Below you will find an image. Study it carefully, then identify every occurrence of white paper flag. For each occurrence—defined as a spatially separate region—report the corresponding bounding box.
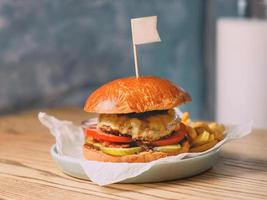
[131,16,161,45]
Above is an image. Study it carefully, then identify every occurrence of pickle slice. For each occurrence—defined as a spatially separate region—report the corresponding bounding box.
[85,137,142,156]
[85,138,102,149]
[153,144,181,153]
[101,146,142,156]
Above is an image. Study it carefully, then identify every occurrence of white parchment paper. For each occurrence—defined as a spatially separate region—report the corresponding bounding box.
[38,112,252,186]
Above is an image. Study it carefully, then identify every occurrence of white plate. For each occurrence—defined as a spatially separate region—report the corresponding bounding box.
[50,144,220,183]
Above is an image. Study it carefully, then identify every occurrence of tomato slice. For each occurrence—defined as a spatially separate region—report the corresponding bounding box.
[151,130,186,146]
[85,128,133,143]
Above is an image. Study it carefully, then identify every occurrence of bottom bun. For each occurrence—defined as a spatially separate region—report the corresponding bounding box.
[83,141,190,163]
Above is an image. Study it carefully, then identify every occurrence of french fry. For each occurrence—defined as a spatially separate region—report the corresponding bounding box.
[192,122,213,134]
[178,141,190,154]
[195,127,206,135]
[208,122,225,133]
[189,140,218,152]
[181,112,190,125]
[208,122,218,131]
[208,122,225,141]
[212,133,224,141]
[192,131,210,146]
[208,133,215,142]
[185,126,197,140]
[179,112,225,152]
[218,124,225,133]
[192,121,207,128]
[216,132,225,141]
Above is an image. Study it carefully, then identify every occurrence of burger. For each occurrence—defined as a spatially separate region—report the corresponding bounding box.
[83,76,192,163]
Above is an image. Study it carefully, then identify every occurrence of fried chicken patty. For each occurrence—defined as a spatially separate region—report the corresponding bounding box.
[97,109,180,141]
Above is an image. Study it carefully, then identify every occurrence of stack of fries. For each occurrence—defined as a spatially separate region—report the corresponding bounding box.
[181,112,225,152]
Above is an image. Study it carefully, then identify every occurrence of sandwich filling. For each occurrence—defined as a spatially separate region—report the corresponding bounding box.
[84,109,189,156]
[98,109,178,141]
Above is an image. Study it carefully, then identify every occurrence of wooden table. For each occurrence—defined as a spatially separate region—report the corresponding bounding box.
[0,107,266,200]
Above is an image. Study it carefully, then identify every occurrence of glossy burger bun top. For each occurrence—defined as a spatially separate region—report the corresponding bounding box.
[84,76,191,114]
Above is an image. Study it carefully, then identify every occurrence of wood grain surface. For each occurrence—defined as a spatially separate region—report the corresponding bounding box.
[0,107,266,200]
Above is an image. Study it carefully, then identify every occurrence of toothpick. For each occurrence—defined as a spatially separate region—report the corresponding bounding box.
[132,44,139,78]
[131,21,139,78]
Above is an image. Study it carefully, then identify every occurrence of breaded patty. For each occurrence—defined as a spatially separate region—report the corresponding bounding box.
[97,109,180,141]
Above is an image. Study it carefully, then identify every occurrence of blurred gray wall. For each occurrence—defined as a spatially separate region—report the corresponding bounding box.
[0,0,238,119]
